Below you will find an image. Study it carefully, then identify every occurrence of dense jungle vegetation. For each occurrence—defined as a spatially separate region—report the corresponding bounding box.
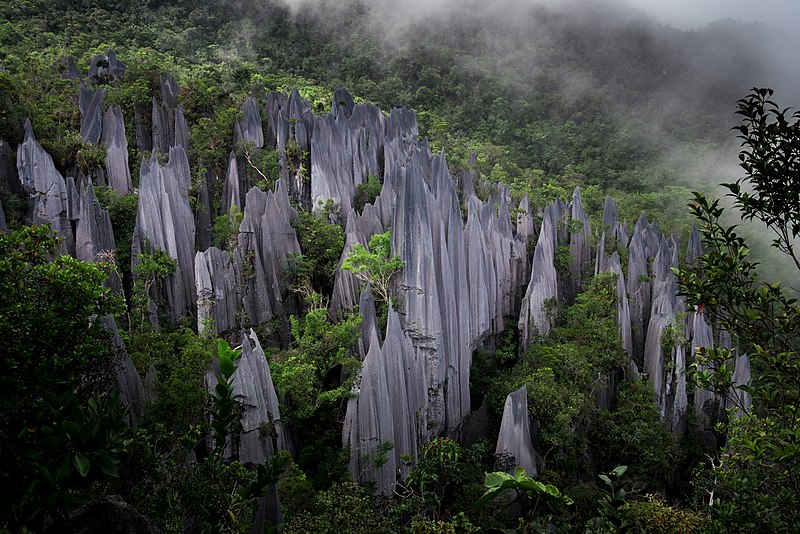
[1,0,799,532]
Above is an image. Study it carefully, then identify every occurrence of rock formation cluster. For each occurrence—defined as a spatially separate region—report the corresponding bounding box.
[2,58,751,501]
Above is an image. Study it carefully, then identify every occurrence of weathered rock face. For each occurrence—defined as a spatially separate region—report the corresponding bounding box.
[568,187,592,300]
[101,105,132,194]
[606,252,634,361]
[88,49,125,85]
[343,306,427,495]
[194,173,213,252]
[101,316,146,427]
[231,329,292,464]
[627,213,660,365]
[151,97,173,154]
[265,89,314,209]
[222,151,241,214]
[16,119,73,254]
[518,200,562,350]
[131,147,196,321]
[235,97,264,148]
[356,285,380,359]
[643,236,687,431]
[79,85,106,146]
[75,178,120,295]
[174,106,190,154]
[495,385,538,477]
[53,55,82,80]
[330,205,384,315]
[234,181,301,330]
[690,310,718,427]
[195,247,238,336]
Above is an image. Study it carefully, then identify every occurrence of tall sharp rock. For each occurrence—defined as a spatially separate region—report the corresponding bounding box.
[343,306,426,495]
[101,316,146,427]
[495,385,538,477]
[79,84,106,146]
[231,329,292,464]
[518,200,562,350]
[100,105,132,194]
[131,146,196,321]
[233,181,301,330]
[16,120,73,254]
[265,89,314,209]
[235,96,264,148]
[690,309,718,427]
[643,235,687,431]
[627,213,660,365]
[568,187,592,300]
[195,247,238,336]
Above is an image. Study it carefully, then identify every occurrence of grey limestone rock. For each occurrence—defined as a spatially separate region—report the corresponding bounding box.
[88,49,125,84]
[516,194,536,243]
[691,310,717,427]
[0,197,6,230]
[79,85,106,146]
[518,201,561,350]
[66,176,80,222]
[75,179,120,295]
[344,306,426,494]
[343,331,397,495]
[330,205,384,314]
[101,105,132,194]
[234,181,301,329]
[568,187,592,300]
[627,213,660,363]
[265,89,314,208]
[194,174,213,252]
[17,119,73,254]
[101,316,146,427]
[195,247,238,336]
[54,55,82,80]
[495,385,538,477]
[357,284,380,359]
[160,74,179,110]
[174,105,190,154]
[607,251,634,360]
[236,97,264,148]
[642,236,687,431]
[222,151,241,214]
[232,329,292,464]
[151,97,173,154]
[332,87,355,118]
[687,224,703,262]
[730,353,752,417]
[131,147,196,321]
[134,101,152,152]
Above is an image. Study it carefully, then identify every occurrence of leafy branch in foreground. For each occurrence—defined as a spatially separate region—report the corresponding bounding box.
[211,339,242,456]
[730,87,800,270]
[475,466,572,515]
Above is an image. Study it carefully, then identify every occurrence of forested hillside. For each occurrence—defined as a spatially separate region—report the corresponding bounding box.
[1,1,799,532]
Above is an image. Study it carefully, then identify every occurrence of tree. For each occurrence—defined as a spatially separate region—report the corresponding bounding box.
[675,88,800,530]
[341,228,405,304]
[0,226,130,530]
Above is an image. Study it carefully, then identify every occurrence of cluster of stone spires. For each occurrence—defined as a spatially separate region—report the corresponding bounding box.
[1,50,752,498]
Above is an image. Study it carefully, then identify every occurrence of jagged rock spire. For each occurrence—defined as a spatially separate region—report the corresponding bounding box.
[16,119,73,254]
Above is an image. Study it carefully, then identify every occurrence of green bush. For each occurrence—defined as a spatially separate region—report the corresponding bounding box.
[286,482,392,534]
[623,495,709,534]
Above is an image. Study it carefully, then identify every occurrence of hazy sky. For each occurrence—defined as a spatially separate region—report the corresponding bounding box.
[629,0,800,31]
